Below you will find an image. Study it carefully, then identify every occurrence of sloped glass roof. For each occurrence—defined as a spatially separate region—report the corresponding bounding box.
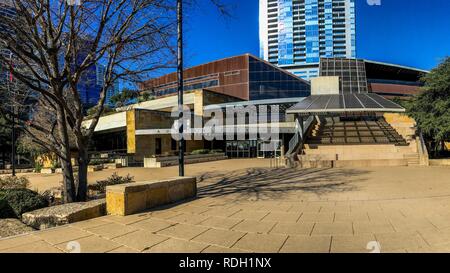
[286,93,405,115]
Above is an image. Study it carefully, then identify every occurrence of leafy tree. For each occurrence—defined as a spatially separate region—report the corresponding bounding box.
[110,89,139,108]
[139,92,154,103]
[406,57,450,157]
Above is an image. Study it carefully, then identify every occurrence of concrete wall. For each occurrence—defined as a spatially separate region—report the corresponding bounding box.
[124,90,239,159]
[127,109,175,159]
[311,76,340,95]
[304,144,408,160]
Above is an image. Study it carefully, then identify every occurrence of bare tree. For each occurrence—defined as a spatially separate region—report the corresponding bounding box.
[0,0,175,202]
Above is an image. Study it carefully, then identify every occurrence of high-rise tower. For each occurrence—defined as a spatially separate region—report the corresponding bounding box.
[260,0,356,80]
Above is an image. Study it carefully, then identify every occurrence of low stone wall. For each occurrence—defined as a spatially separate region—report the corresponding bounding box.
[297,158,408,169]
[144,153,227,168]
[106,177,197,216]
[22,199,106,230]
[103,163,122,169]
[333,159,408,168]
[429,159,450,166]
[88,165,103,172]
[0,168,34,175]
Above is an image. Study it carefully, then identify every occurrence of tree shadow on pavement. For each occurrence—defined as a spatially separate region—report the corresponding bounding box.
[197,167,370,201]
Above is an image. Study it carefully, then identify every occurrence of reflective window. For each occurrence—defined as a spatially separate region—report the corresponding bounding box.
[249,56,310,100]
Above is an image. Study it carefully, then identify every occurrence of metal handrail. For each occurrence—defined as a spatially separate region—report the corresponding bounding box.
[417,130,429,166]
[285,116,315,167]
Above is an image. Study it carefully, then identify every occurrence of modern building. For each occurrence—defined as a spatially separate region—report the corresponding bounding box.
[87,54,311,161]
[259,0,356,79]
[96,64,121,107]
[285,57,429,168]
[85,55,429,168]
[319,57,427,99]
[72,40,121,109]
[140,54,311,101]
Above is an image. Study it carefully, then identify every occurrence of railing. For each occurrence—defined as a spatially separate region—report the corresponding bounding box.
[417,131,430,166]
[285,115,315,167]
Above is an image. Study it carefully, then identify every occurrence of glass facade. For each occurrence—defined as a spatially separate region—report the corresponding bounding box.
[153,79,219,97]
[320,58,368,94]
[305,0,320,64]
[260,0,357,80]
[277,0,294,65]
[249,56,310,100]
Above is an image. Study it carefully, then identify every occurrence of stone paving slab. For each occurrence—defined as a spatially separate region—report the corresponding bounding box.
[279,235,331,253]
[192,228,245,248]
[112,230,169,251]
[129,218,176,233]
[270,222,315,236]
[144,238,208,253]
[198,216,243,230]
[156,223,209,240]
[86,222,139,239]
[232,220,277,234]
[1,240,62,253]
[232,233,287,253]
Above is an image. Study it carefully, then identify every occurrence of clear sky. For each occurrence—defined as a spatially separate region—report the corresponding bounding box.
[183,0,450,71]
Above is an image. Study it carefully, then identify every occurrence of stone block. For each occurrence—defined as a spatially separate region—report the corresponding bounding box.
[40,168,54,174]
[104,163,122,169]
[106,177,197,216]
[88,165,103,172]
[22,199,106,230]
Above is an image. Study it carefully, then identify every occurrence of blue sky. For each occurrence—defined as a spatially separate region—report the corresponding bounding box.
[183,0,450,71]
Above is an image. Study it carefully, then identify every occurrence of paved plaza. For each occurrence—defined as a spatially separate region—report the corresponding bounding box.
[2,159,450,253]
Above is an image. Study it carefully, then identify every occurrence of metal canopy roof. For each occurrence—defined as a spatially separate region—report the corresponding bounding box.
[286,93,405,115]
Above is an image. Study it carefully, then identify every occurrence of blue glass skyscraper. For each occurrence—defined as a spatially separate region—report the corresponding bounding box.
[260,0,356,80]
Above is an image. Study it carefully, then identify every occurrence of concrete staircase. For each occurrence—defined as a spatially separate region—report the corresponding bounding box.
[404,153,420,166]
[298,115,423,168]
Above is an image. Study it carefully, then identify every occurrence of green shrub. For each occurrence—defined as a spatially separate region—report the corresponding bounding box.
[0,176,30,190]
[88,173,134,194]
[191,149,211,155]
[34,162,43,173]
[89,158,105,166]
[51,160,61,169]
[0,189,48,219]
[211,149,224,154]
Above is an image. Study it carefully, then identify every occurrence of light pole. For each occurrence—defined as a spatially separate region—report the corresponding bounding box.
[177,0,185,177]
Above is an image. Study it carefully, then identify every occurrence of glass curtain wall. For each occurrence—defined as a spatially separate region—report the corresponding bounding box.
[248,56,310,100]
[277,0,294,65]
[305,0,320,64]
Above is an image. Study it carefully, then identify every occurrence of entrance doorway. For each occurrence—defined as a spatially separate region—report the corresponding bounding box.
[226,140,257,158]
[257,140,282,158]
[155,138,162,155]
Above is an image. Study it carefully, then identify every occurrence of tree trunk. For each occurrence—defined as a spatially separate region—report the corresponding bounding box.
[76,146,89,202]
[56,105,76,203]
[60,156,76,203]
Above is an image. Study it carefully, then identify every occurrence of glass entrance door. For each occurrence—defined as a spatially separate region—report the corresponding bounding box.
[226,140,257,158]
[257,140,282,158]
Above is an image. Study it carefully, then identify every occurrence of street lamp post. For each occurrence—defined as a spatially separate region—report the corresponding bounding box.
[177,0,185,177]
